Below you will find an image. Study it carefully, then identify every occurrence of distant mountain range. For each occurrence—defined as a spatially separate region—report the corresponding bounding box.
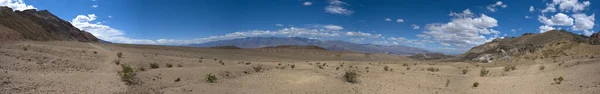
[189,37,430,55]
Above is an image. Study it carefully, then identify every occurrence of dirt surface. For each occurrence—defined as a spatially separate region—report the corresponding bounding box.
[1,41,600,94]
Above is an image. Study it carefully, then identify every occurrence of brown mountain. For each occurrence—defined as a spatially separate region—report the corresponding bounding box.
[590,32,600,45]
[462,30,599,63]
[0,6,98,42]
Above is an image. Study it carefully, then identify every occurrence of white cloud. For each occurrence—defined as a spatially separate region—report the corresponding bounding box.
[537,13,574,26]
[539,25,556,33]
[529,6,535,12]
[420,9,500,49]
[583,30,595,36]
[303,2,312,6]
[0,0,36,11]
[92,5,98,8]
[324,0,353,15]
[71,14,158,44]
[411,24,420,29]
[486,1,507,12]
[275,24,283,27]
[510,29,516,32]
[396,19,404,23]
[571,13,595,31]
[322,24,344,30]
[385,18,392,21]
[108,15,112,18]
[525,16,532,19]
[542,0,591,13]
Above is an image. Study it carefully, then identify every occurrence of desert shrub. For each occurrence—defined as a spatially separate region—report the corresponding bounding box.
[344,70,359,83]
[166,63,173,68]
[22,47,28,51]
[427,67,439,72]
[252,64,263,72]
[174,78,180,82]
[504,65,516,72]
[462,69,468,75]
[480,68,489,77]
[177,64,183,67]
[214,58,217,61]
[205,73,217,83]
[472,82,479,87]
[150,63,159,69]
[291,65,295,69]
[553,76,564,84]
[402,63,408,66]
[539,65,545,70]
[406,67,410,70]
[199,60,202,63]
[278,63,282,66]
[245,62,251,65]
[138,67,146,71]
[318,65,324,69]
[445,79,451,87]
[117,52,123,58]
[114,59,121,65]
[384,66,390,71]
[93,51,97,54]
[118,65,137,85]
[336,67,340,70]
[365,66,369,69]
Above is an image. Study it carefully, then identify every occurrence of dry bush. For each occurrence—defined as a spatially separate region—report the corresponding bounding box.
[138,67,146,71]
[427,67,439,72]
[22,47,28,51]
[472,82,479,87]
[462,69,468,75]
[504,65,516,72]
[177,64,183,67]
[402,63,408,66]
[384,66,390,71]
[118,65,137,85]
[539,65,545,70]
[336,67,340,70]
[166,63,173,68]
[174,78,181,82]
[93,51,97,54]
[150,63,159,69]
[113,59,121,65]
[252,64,263,72]
[344,70,359,83]
[117,52,123,58]
[553,76,564,84]
[480,68,489,77]
[406,67,410,70]
[205,73,217,83]
[445,79,451,87]
[291,65,295,69]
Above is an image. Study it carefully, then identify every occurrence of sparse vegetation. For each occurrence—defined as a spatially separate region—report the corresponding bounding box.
[336,67,340,70]
[384,66,390,71]
[402,63,408,66]
[553,76,564,84]
[445,79,450,87]
[245,62,251,65]
[539,65,545,70]
[480,68,489,77]
[118,65,137,85]
[22,47,28,51]
[343,70,359,83]
[199,60,202,63]
[113,59,121,65]
[504,65,516,72]
[174,78,181,82]
[205,73,217,83]
[318,65,324,69]
[406,67,410,70]
[252,64,263,72]
[177,64,183,67]
[427,67,439,72]
[117,52,123,58]
[138,67,146,71]
[166,63,173,68]
[472,82,479,87]
[462,69,468,75]
[93,51,97,54]
[150,63,159,69]
[365,66,369,69]
[291,65,295,69]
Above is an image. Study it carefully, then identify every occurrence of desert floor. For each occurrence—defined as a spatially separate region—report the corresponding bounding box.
[1,41,599,94]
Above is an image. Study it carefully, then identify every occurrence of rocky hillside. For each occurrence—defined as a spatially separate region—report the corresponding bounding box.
[462,30,598,63]
[0,6,98,42]
[189,37,430,55]
[408,53,455,60]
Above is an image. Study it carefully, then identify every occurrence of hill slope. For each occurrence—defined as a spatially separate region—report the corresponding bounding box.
[189,37,430,55]
[0,6,98,42]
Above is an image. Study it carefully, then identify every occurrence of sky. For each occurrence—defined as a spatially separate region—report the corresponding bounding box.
[1,0,598,54]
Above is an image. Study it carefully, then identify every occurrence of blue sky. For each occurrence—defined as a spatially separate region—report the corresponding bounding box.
[2,0,598,54]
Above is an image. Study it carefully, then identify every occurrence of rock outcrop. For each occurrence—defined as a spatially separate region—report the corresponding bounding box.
[591,32,600,45]
[0,6,98,42]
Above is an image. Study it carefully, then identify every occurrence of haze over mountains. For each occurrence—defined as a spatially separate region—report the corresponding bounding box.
[189,37,431,55]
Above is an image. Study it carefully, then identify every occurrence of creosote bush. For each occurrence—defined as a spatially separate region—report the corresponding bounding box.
[150,63,159,69]
[205,73,217,83]
[480,68,489,77]
[344,70,359,83]
[118,65,137,85]
[117,52,123,58]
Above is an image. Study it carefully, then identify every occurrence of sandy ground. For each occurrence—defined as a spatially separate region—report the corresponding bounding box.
[1,41,599,94]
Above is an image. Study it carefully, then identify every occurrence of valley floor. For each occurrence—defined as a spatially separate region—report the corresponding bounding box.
[1,41,599,94]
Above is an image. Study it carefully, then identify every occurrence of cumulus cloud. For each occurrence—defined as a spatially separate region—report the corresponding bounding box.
[411,24,420,29]
[486,1,507,12]
[0,0,36,11]
[419,9,500,49]
[303,2,312,6]
[324,0,353,15]
[537,13,574,26]
[529,6,535,12]
[71,14,157,44]
[542,0,591,13]
[322,24,344,30]
[571,13,595,31]
[92,5,98,8]
[583,30,595,36]
[275,24,283,27]
[385,18,392,21]
[525,16,532,19]
[396,19,404,23]
[539,25,556,33]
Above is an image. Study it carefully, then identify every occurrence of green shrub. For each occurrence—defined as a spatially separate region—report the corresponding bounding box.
[472,82,479,87]
[150,63,159,69]
[205,73,217,83]
[427,67,439,72]
[118,65,137,85]
[553,76,564,84]
[480,68,489,77]
[504,65,516,72]
[117,52,123,58]
[344,70,359,83]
